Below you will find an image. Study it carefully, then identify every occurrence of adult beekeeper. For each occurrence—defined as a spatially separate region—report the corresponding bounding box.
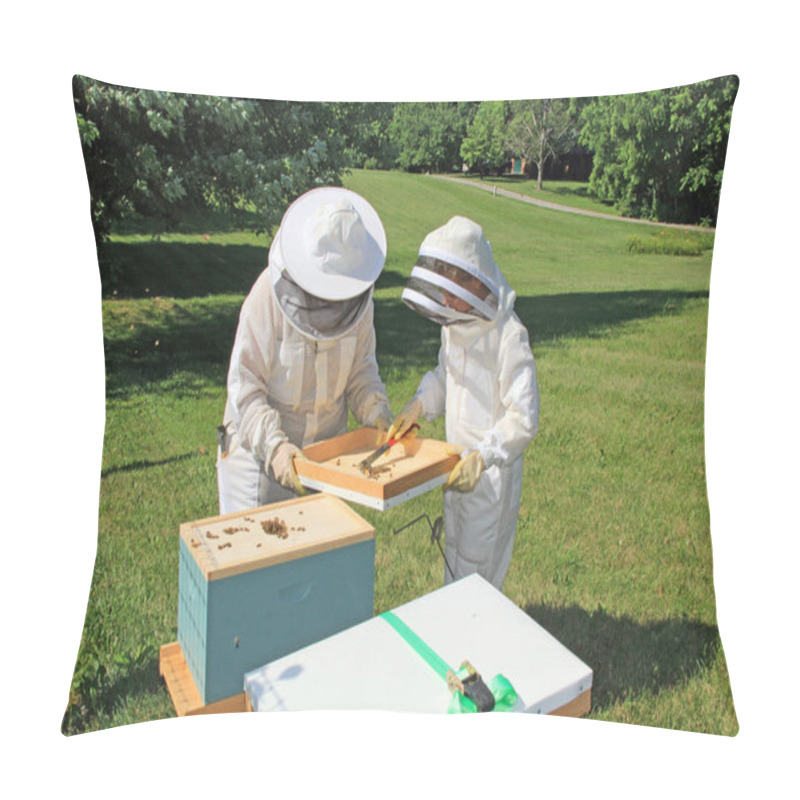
[388,216,539,589]
[217,187,393,513]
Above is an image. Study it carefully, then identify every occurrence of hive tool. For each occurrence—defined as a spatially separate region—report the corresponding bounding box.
[357,423,420,476]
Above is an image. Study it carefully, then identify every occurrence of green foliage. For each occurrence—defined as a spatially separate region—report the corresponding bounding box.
[390,102,478,173]
[73,76,347,244]
[671,79,740,219]
[329,102,398,169]
[459,101,509,175]
[63,642,157,735]
[579,76,738,224]
[626,229,715,256]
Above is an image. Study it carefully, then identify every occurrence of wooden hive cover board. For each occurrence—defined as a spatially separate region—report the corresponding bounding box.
[180,493,375,582]
[296,427,459,502]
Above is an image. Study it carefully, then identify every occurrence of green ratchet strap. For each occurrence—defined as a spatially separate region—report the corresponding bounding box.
[380,611,518,713]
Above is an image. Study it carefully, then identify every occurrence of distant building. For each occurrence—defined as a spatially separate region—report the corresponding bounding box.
[507,150,593,181]
[510,157,527,176]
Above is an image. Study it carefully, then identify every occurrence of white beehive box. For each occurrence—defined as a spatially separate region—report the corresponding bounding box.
[245,574,593,715]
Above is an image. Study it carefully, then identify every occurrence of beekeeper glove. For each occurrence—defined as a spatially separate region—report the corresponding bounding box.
[444,449,485,493]
[270,441,307,495]
[374,411,394,446]
[387,397,423,441]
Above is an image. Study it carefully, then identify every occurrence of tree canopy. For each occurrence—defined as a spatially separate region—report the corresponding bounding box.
[390,102,477,173]
[579,76,738,224]
[73,76,738,239]
[73,76,347,243]
[460,101,509,176]
[330,102,398,170]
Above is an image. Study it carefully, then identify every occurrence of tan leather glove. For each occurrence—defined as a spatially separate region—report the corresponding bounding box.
[386,397,423,442]
[270,442,306,494]
[444,449,485,492]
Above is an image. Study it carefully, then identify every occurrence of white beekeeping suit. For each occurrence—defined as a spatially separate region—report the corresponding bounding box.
[391,216,539,589]
[217,187,392,513]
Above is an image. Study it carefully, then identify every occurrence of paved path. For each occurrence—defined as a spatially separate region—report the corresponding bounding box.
[432,175,715,233]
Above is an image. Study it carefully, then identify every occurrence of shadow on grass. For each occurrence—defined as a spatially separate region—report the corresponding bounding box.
[373,288,709,370]
[515,290,709,345]
[101,242,409,300]
[101,451,200,479]
[375,268,410,291]
[62,647,163,736]
[103,302,239,399]
[524,603,720,711]
[102,284,708,400]
[113,207,266,238]
[99,241,267,299]
[550,185,591,199]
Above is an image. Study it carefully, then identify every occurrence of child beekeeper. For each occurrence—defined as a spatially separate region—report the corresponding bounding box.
[388,216,539,590]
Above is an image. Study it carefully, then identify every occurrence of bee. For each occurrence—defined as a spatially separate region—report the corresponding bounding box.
[261,517,289,539]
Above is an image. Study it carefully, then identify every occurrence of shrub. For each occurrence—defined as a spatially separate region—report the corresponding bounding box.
[626,229,714,257]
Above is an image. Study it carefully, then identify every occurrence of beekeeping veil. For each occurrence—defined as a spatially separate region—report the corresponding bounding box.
[270,187,387,339]
[401,216,509,326]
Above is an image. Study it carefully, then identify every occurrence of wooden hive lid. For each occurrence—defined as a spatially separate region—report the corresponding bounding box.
[179,493,375,581]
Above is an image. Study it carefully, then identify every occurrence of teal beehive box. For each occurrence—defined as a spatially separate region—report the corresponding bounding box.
[178,493,375,705]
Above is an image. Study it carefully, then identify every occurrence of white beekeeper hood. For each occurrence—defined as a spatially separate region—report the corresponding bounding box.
[402,216,512,326]
[271,186,386,301]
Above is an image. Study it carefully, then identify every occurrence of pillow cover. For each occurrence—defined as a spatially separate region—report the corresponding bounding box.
[64,74,738,736]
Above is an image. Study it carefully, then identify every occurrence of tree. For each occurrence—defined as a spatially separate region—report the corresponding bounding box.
[73,76,347,244]
[668,77,740,224]
[390,102,477,173]
[505,98,577,190]
[328,102,398,170]
[460,101,509,176]
[579,76,738,224]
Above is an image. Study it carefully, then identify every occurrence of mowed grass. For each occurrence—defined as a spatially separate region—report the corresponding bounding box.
[64,170,737,736]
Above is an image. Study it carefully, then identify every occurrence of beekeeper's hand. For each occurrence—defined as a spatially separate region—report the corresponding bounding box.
[374,411,394,446]
[387,397,423,442]
[444,449,485,493]
[270,441,307,495]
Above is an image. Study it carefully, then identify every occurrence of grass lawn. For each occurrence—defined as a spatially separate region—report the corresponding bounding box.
[63,169,737,737]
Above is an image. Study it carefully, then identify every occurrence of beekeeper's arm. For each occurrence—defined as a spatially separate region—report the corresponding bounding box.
[477,323,539,468]
[388,339,447,440]
[346,301,393,439]
[446,324,537,492]
[228,278,303,488]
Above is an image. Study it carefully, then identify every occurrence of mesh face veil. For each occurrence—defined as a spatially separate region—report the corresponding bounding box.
[402,255,500,325]
[269,219,373,340]
[272,268,372,340]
